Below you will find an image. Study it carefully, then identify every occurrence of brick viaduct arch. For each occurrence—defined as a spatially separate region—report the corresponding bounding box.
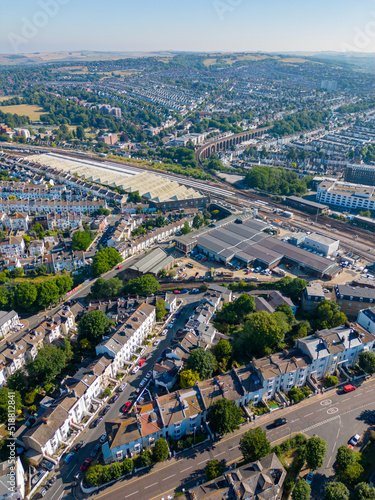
[196,126,272,161]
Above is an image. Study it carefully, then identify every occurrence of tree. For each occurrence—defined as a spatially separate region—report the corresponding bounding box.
[136,449,152,467]
[289,387,310,403]
[125,274,160,296]
[27,344,68,384]
[121,458,134,475]
[55,275,73,295]
[109,462,122,480]
[324,482,349,500]
[13,282,37,311]
[352,482,375,500]
[241,311,284,357]
[85,465,103,487]
[233,294,255,319]
[292,479,311,500]
[193,215,203,229]
[205,459,225,481]
[239,428,271,463]
[338,462,364,487]
[313,300,347,330]
[180,369,200,388]
[187,348,217,380]
[305,436,327,470]
[91,248,122,277]
[78,310,112,344]
[155,299,167,321]
[31,223,45,239]
[35,264,48,276]
[72,230,94,251]
[275,303,294,324]
[36,280,60,309]
[325,375,338,387]
[335,445,357,472]
[0,288,9,309]
[358,351,375,374]
[0,388,22,424]
[213,339,232,369]
[76,125,85,140]
[277,277,307,302]
[207,398,242,436]
[181,221,192,235]
[128,192,142,203]
[152,438,169,463]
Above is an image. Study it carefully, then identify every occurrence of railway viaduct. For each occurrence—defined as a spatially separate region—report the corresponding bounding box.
[196,126,272,161]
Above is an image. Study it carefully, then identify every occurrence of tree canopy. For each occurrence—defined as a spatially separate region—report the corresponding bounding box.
[245,165,312,196]
[72,229,95,251]
[78,310,112,344]
[207,398,242,436]
[305,436,327,470]
[91,248,122,276]
[152,438,169,462]
[186,348,217,380]
[179,369,200,389]
[205,459,225,481]
[324,482,350,500]
[292,479,311,500]
[239,428,271,463]
[358,351,375,374]
[313,300,347,330]
[0,388,22,424]
[125,274,160,296]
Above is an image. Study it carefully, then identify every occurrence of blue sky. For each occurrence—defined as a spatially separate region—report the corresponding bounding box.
[1,0,374,54]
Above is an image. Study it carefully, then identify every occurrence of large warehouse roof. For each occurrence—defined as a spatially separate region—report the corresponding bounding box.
[27,153,204,203]
[195,216,335,275]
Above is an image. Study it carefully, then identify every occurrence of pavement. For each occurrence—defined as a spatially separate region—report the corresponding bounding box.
[66,376,375,500]
[32,293,202,500]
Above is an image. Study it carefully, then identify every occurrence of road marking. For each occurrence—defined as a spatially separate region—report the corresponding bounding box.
[145,482,158,489]
[366,389,374,393]
[304,412,314,417]
[50,485,63,500]
[181,466,192,473]
[125,492,138,498]
[341,398,350,402]
[320,399,332,406]
[197,460,206,465]
[214,451,225,457]
[229,445,239,451]
[162,474,176,481]
[327,407,339,415]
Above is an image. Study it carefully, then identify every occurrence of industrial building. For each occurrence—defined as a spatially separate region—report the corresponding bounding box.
[304,233,340,256]
[285,196,329,214]
[176,215,339,278]
[27,153,208,210]
[121,247,175,279]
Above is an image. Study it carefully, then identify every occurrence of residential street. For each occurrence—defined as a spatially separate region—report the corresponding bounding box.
[34,294,201,500]
[77,377,375,500]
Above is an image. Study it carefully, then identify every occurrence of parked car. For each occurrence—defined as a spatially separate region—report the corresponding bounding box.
[64,452,75,464]
[174,290,181,294]
[80,458,91,472]
[74,441,85,451]
[349,434,361,446]
[92,417,102,428]
[153,339,161,346]
[139,378,147,388]
[132,366,140,374]
[146,371,152,379]
[181,289,189,293]
[111,394,120,403]
[139,358,146,366]
[305,472,314,485]
[118,383,128,392]
[101,406,111,415]
[100,434,107,443]
[121,401,132,413]
[41,459,55,471]
[368,412,375,424]
[343,384,356,393]
[90,444,101,458]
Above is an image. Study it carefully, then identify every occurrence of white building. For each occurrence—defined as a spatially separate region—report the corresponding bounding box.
[304,233,340,256]
[0,237,25,258]
[0,456,25,499]
[0,311,19,339]
[2,212,30,231]
[357,307,375,335]
[317,181,375,211]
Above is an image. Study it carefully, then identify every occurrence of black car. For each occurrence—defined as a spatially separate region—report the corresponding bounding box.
[90,443,101,458]
[101,406,111,415]
[74,440,85,451]
[110,394,120,403]
[92,417,103,428]
[369,412,375,424]
[273,418,287,428]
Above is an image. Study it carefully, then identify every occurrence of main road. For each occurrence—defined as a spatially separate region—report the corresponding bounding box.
[69,376,375,500]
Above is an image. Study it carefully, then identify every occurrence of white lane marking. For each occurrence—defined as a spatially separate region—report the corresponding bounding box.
[125,492,139,498]
[50,486,63,500]
[341,398,350,402]
[181,466,193,473]
[197,460,206,465]
[229,445,239,451]
[145,482,158,489]
[366,389,374,393]
[214,451,225,457]
[163,474,176,481]
[304,412,314,417]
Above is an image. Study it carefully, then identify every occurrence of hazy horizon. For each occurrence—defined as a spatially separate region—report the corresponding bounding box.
[1,0,375,55]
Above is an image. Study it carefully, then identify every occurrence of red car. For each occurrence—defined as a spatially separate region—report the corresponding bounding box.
[343,384,356,393]
[174,290,181,294]
[121,402,132,413]
[138,358,146,366]
[80,458,91,472]
[117,265,123,269]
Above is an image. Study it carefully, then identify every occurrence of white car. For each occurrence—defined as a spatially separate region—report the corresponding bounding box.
[153,339,161,346]
[349,434,361,446]
[132,366,140,374]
